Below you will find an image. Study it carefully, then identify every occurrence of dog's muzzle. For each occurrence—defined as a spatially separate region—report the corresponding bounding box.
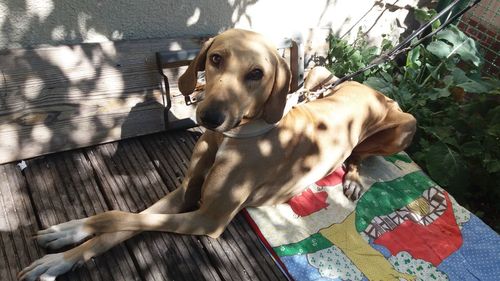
[198,110,227,130]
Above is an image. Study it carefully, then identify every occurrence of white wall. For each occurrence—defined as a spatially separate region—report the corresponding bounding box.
[0,0,420,55]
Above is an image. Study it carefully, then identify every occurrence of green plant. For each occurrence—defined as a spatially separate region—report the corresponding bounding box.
[327,22,500,231]
[326,28,393,82]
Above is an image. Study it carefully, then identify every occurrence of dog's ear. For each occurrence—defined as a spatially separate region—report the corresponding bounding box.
[262,55,291,123]
[178,37,214,96]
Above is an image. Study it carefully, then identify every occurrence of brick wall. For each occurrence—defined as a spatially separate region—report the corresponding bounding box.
[457,0,499,76]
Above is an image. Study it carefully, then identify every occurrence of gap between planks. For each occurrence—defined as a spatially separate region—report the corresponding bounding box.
[2,128,286,281]
[137,129,286,281]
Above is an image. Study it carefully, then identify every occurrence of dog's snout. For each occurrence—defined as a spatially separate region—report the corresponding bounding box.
[199,110,226,129]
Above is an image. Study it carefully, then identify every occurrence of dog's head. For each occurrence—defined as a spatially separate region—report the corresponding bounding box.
[178,29,292,132]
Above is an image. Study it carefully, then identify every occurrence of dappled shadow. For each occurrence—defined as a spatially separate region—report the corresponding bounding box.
[0,0,258,49]
[0,1,429,280]
[0,149,149,281]
[0,2,262,279]
[0,0,258,164]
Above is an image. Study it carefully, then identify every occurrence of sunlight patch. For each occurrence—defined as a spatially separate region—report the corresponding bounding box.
[24,76,44,100]
[186,7,200,27]
[27,0,54,21]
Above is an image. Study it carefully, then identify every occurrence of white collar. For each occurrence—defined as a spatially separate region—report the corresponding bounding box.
[222,119,277,138]
[222,90,303,139]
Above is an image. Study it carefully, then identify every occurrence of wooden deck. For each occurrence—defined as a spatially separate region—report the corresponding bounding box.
[0,128,287,281]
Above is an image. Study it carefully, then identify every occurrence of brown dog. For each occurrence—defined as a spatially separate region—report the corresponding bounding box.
[19,29,416,281]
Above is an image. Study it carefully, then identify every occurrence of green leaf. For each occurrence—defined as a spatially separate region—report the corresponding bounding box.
[406,45,422,69]
[415,8,441,30]
[414,7,435,23]
[421,125,454,140]
[426,76,453,100]
[432,19,441,31]
[486,106,500,123]
[380,71,393,83]
[432,26,483,66]
[425,142,469,193]
[483,78,500,94]
[364,77,393,93]
[487,123,500,137]
[426,40,452,59]
[461,141,483,157]
[451,68,489,93]
[425,63,440,79]
[485,160,500,173]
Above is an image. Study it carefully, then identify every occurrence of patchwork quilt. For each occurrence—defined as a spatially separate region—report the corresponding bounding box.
[244,153,500,281]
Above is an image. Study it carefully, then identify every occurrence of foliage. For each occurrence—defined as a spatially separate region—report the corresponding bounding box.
[327,20,500,231]
[326,28,393,82]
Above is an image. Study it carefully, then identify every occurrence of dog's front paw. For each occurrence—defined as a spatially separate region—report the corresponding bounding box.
[35,218,91,250]
[342,177,363,201]
[18,253,81,281]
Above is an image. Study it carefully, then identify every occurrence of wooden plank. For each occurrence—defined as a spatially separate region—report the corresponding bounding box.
[0,37,206,164]
[232,214,287,280]
[23,151,142,281]
[139,132,240,280]
[161,131,284,281]
[84,139,221,281]
[171,131,287,280]
[140,130,287,281]
[0,35,304,164]
[0,163,41,281]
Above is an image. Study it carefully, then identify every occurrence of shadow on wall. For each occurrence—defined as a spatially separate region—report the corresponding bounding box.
[0,0,258,48]
[0,0,257,164]
[0,0,427,164]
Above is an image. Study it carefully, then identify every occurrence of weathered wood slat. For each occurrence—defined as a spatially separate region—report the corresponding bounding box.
[1,128,288,280]
[0,163,41,281]
[23,151,142,281]
[0,35,304,164]
[232,213,286,280]
[125,138,217,281]
[0,37,207,164]
[159,132,265,281]
[85,139,220,281]
[140,130,287,281]
[139,132,241,280]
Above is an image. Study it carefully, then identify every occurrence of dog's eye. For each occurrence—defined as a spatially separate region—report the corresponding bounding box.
[246,69,263,81]
[210,54,222,66]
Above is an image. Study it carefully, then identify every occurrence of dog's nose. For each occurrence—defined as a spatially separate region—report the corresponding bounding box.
[199,110,226,129]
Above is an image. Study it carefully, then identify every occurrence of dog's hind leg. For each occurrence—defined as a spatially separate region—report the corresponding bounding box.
[343,111,416,200]
[343,154,367,200]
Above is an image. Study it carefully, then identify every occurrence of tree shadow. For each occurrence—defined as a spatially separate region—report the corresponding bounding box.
[0,1,261,280]
[0,0,258,164]
[0,1,429,280]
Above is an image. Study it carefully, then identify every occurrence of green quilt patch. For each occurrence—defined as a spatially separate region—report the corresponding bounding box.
[273,170,437,257]
[355,171,437,232]
[274,233,333,257]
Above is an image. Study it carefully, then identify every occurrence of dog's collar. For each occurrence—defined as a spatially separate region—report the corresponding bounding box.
[222,119,277,138]
[222,90,303,139]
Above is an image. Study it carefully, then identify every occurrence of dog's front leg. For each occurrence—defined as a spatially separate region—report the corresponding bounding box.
[57,148,251,239]
[33,131,220,250]
[19,132,221,281]
[19,189,195,281]
[21,190,222,280]
[33,140,252,241]
[21,184,244,281]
